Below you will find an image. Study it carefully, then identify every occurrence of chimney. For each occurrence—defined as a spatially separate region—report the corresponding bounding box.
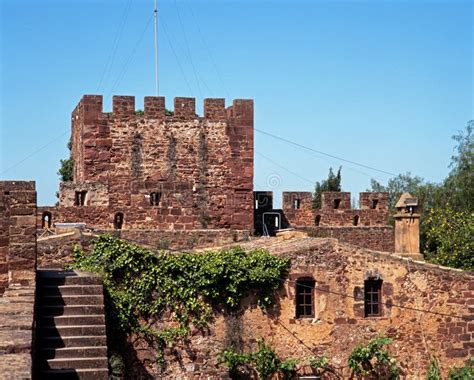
[393,192,423,260]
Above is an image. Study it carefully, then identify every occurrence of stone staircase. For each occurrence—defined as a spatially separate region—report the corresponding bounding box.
[35,269,109,379]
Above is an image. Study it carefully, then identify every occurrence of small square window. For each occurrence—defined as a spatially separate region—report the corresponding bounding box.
[74,191,87,206]
[334,199,341,209]
[150,192,162,206]
[371,199,379,209]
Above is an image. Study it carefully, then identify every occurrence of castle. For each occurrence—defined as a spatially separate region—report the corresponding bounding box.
[37,94,400,253]
[1,95,472,379]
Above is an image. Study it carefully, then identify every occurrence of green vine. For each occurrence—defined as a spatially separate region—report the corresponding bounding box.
[427,357,441,380]
[70,235,289,367]
[448,359,474,380]
[348,336,400,379]
[219,339,328,379]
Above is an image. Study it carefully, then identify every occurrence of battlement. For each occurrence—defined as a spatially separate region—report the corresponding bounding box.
[74,95,253,122]
[282,191,389,211]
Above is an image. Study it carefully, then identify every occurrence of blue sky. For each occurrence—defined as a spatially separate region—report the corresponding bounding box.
[1,0,472,206]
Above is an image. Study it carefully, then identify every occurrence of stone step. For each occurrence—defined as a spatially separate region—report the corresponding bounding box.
[39,356,108,370]
[38,314,105,326]
[39,276,102,286]
[39,304,104,316]
[38,335,107,348]
[41,285,103,296]
[39,346,108,360]
[37,368,108,380]
[37,325,106,337]
[39,295,104,306]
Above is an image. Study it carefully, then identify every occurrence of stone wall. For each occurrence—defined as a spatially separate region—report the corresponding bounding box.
[128,237,473,379]
[304,226,395,252]
[0,181,37,379]
[48,95,254,231]
[37,229,251,269]
[0,181,37,293]
[283,191,390,227]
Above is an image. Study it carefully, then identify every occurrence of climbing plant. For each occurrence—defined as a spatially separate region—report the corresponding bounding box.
[70,235,289,366]
[348,336,400,379]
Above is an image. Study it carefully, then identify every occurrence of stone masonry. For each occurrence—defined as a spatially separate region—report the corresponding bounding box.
[40,95,254,231]
[144,236,474,379]
[0,181,37,379]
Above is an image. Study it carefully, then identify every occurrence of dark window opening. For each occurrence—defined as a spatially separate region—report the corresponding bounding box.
[150,192,162,206]
[74,191,87,206]
[334,199,341,209]
[42,211,52,229]
[114,212,124,230]
[315,215,321,226]
[293,199,301,210]
[296,278,315,318]
[353,215,360,226]
[371,199,379,209]
[364,278,382,317]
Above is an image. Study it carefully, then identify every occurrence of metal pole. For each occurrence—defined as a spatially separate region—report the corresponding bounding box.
[154,0,159,96]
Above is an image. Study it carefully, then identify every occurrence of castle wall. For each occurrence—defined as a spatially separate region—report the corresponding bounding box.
[132,238,473,379]
[54,95,254,231]
[0,181,37,379]
[283,191,390,227]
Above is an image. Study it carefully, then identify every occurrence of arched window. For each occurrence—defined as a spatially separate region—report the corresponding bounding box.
[295,278,315,318]
[41,211,52,229]
[150,192,162,206]
[353,215,360,226]
[114,212,124,230]
[315,215,321,226]
[364,278,382,317]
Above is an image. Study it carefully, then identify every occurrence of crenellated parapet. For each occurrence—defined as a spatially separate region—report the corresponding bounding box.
[58,94,254,231]
[282,191,390,227]
[73,95,253,122]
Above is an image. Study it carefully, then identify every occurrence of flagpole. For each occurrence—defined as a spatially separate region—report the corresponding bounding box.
[154,0,159,96]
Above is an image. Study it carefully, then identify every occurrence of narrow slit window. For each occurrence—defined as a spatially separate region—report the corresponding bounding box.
[293,199,301,210]
[150,192,162,206]
[371,199,379,209]
[296,278,315,318]
[353,215,360,226]
[334,199,341,209]
[364,278,382,317]
[114,212,124,230]
[74,191,87,206]
[42,211,52,229]
[315,215,321,226]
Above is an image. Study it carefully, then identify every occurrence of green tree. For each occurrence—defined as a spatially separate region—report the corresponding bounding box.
[440,120,473,212]
[312,166,342,209]
[58,139,73,182]
[424,207,474,271]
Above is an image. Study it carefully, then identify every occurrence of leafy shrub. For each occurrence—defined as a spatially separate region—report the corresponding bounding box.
[71,235,289,366]
[448,359,474,380]
[426,357,441,380]
[348,336,399,379]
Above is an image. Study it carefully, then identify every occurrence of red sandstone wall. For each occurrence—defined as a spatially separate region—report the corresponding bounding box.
[134,239,473,379]
[283,191,390,227]
[304,226,395,252]
[0,181,37,294]
[57,95,254,231]
[37,229,250,269]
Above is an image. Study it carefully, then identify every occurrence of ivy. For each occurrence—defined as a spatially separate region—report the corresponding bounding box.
[348,336,400,379]
[448,359,474,380]
[426,357,441,380]
[70,235,289,367]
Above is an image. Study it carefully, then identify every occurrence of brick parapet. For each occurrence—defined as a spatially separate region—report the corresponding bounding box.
[282,191,390,228]
[59,95,254,230]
